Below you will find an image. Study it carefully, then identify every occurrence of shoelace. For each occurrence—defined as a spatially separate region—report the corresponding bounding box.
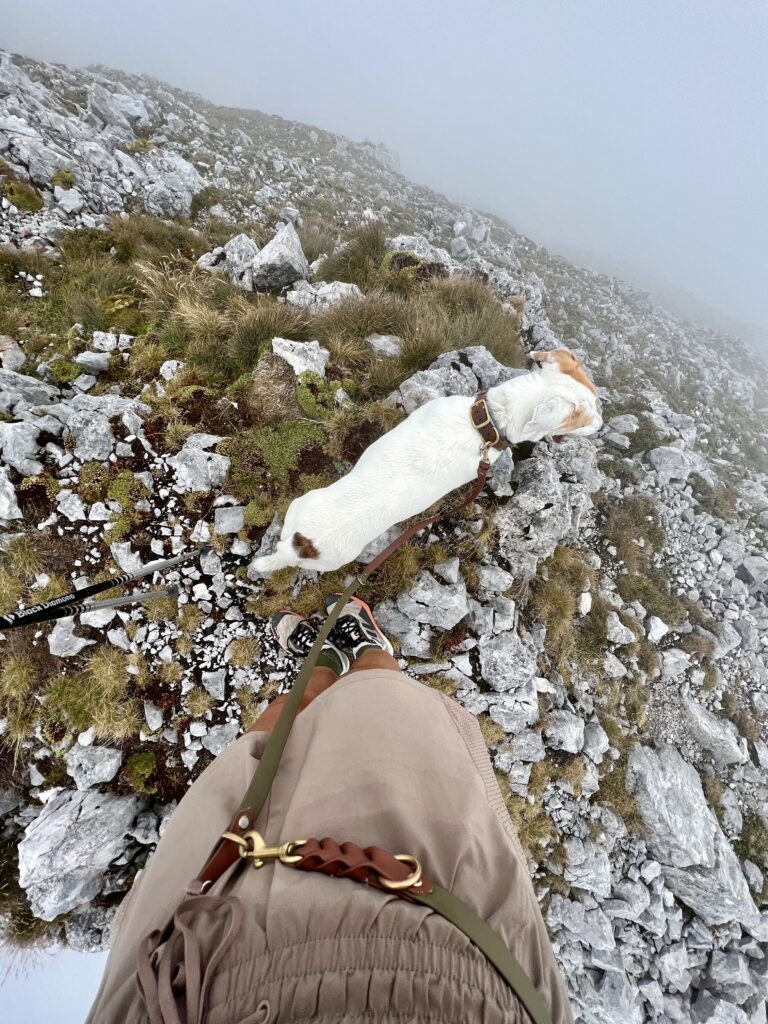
[289,621,319,654]
[330,615,373,647]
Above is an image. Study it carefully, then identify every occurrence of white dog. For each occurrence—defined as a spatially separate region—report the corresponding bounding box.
[249,349,602,574]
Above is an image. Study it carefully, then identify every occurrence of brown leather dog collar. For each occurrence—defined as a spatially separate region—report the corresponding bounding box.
[470,393,508,451]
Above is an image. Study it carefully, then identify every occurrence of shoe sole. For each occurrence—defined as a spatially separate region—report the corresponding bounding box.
[325,593,394,656]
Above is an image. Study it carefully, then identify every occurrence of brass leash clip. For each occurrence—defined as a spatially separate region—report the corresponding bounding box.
[221,829,307,869]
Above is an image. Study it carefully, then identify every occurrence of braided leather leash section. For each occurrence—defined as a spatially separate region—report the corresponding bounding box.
[292,837,433,897]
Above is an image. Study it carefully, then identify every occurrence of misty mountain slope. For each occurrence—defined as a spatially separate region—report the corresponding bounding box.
[1,48,768,1024]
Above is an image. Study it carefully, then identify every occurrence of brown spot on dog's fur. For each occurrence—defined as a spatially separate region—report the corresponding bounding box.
[531,348,598,396]
[561,405,593,431]
[292,532,320,559]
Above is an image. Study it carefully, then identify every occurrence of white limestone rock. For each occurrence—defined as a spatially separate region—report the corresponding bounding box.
[248,221,308,290]
[683,694,747,766]
[395,571,468,631]
[18,788,140,920]
[366,333,402,357]
[626,744,766,935]
[48,617,96,658]
[271,337,330,377]
[168,447,230,492]
[479,630,537,693]
[65,745,123,790]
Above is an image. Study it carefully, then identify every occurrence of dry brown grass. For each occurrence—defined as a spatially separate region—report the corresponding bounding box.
[420,675,459,698]
[527,546,597,666]
[229,354,304,426]
[177,603,205,633]
[327,401,405,462]
[157,662,183,684]
[0,570,22,616]
[234,685,262,730]
[722,685,763,743]
[478,714,506,748]
[185,686,214,718]
[313,222,389,290]
[4,538,42,581]
[227,637,261,668]
[599,494,666,573]
[495,772,556,862]
[595,757,642,834]
[0,658,36,703]
[297,217,338,263]
[44,647,141,743]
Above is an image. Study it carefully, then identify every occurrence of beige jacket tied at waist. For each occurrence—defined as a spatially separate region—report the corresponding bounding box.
[87,670,574,1024]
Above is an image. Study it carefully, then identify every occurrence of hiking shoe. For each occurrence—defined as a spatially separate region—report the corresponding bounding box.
[324,594,395,658]
[270,611,350,675]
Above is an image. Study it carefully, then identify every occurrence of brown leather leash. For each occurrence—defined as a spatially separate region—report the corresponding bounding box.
[183,396,554,1024]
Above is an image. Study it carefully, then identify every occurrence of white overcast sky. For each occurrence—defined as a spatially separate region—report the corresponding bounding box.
[3,0,767,334]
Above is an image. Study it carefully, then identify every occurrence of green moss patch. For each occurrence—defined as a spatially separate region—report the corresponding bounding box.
[219,421,328,502]
[2,179,43,212]
[124,751,158,795]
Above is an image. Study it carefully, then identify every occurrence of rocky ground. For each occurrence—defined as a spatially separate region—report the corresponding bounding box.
[1,48,767,1023]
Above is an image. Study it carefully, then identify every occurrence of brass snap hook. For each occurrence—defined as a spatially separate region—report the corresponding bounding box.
[221,829,307,869]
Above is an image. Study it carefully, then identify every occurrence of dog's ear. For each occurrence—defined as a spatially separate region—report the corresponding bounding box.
[522,396,575,436]
[530,350,555,364]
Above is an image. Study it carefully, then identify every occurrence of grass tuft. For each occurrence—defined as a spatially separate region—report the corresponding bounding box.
[185,686,214,718]
[314,222,389,290]
[227,637,261,668]
[0,658,36,703]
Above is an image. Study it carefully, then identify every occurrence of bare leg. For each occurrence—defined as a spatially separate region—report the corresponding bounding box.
[343,647,401,675]
[247,646,400,736]
[248,665,338,735]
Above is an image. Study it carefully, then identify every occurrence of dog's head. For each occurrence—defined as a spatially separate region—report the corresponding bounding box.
[525,349,602,443]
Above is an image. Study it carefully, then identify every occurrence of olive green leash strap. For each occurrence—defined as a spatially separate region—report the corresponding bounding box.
[190,579,363,894]
[412,884,553,1024]
[237,577,361,817]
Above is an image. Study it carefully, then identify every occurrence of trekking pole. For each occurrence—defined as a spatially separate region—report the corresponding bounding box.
[0,548,206,631]
[28,586,180,625]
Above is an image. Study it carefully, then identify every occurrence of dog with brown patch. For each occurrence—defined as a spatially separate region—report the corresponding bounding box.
[250,348,602,575]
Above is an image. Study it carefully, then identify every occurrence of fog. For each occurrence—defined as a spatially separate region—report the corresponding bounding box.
[3,0,767,350]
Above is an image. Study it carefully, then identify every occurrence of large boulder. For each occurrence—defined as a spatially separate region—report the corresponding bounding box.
[248,222,308,291]
[168,446,230,492]
[479,629,537,693]
[0,420,43,475]
[0,368,59,415]
[394,571,469,631]
[65,745,123,790]
[272,338,330,377]
[396,347,526,414]
[494,457,580,579]
[286,280,363,309]
[648,445,692,486]
[142,152,205,218]
[18,789,141,920]
[626,744,765,935]
[736,555,768,593]
[682,695,747,767]
[197,233,261,287]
